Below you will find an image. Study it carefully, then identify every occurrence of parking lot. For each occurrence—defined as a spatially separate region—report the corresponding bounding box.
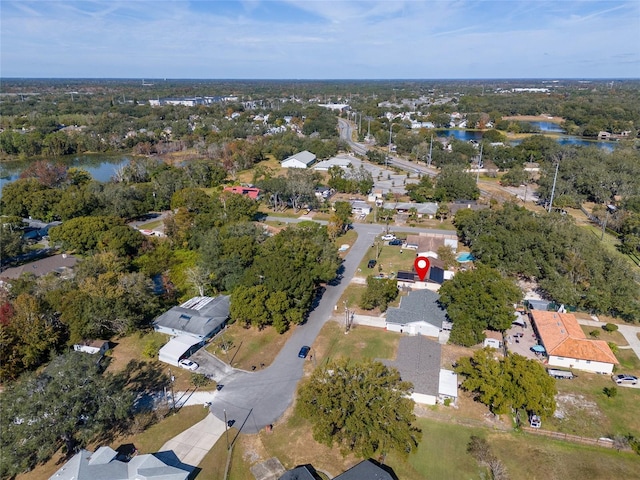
[505,314,542,361]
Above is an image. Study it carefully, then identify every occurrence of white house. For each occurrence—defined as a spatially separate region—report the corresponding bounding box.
[385,289,447,336]
[530,310,618,374]
[281,150,316,169]
[350,200,372,216]
[383,336,457,406]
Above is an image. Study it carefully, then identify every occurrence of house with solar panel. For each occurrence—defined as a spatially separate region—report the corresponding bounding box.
[153,296,230,367]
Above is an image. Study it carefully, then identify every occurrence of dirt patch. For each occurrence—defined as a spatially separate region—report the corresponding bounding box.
[554,393,600,420]
[441,343,474,369]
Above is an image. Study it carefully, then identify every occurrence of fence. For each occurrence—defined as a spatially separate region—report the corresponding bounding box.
[522,426,631,451]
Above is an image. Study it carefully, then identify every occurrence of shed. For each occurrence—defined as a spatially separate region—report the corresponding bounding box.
[73,340,110,355]
[483,330,503,349]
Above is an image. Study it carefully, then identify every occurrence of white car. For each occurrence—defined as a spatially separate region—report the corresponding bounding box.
[381,234,396,241]
[178,359,199,371]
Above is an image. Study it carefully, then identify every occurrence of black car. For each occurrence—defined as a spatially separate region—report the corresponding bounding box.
[298,346,310,359]
[367,259,377,268]
[388,239,403,246]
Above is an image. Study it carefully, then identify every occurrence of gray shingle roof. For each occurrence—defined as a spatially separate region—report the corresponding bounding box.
[385,289,446,328]
[334,460,396,480]
[382,336,442,397]
[153,296,230,338]
[49,448,190,480]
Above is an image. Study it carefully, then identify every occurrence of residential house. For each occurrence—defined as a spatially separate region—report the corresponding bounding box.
[385,289,447,337]
[396,256,449,290]
[223,186,260,199]
[0,254,77,280]
[48,446,190,480]
[334,460,396,480]
[404,233,458,254]
[529,310,618,374]
[281,150,316,169]
[154,295,230,366]
[350,200,372,216]
[280,460,395,480]
[382,336,458,406]
[382,202,439,219]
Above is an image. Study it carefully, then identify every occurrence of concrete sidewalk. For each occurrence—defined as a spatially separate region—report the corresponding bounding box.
[160,413,226,466]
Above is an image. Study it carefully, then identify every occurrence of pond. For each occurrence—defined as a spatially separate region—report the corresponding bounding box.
[435,129,617,151]
[0,154,132,196]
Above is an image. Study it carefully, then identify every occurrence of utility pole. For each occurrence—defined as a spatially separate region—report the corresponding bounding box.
[224,409,230,449]
[168,368,175,411]
[548,161,560,213]
[476,143,483,184]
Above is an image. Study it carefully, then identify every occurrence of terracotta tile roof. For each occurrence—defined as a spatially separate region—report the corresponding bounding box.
[551,338,618,365]
[530,310,618,364]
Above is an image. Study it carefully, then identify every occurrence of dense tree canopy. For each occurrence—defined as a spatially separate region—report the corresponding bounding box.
[297,359,421,458]
[454,203,640,321]
[0,352,134,478]
[359,276,399,312]
[438,264,521,346]
[456,349,556,418]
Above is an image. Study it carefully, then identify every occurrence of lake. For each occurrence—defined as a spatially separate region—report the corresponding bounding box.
[0,154,131,196]
[435,129,616,151]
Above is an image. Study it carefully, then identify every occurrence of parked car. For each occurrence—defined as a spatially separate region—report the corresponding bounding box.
[381,234,396,241]
[388,239,403,246]
[178,359,199,371]
[612,374,638,385]
[367,259,377,268]
[529,414,541,428]
[298,346,310,359]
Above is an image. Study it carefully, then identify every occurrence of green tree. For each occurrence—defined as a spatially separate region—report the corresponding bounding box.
[456,349,556,418]
[297,359,421,458]
[439,264,521,347]
[0,352,134,478]
[48,216,124,253]
[435,166,480,201]
[359,276,399,312]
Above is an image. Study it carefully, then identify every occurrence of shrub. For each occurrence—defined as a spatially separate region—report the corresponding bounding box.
[603,323,619,332]
[603,386,618,398]
[589,329,601,338]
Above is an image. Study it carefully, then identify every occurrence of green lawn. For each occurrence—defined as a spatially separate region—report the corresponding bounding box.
[315,321,400,364]
[547,372,640,439]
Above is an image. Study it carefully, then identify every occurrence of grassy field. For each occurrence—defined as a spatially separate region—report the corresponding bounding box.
[357,240,415,278]
[313,320,400,364]
[206,323,293,370]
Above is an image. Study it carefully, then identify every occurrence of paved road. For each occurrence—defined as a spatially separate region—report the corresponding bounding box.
[208,222,382,433]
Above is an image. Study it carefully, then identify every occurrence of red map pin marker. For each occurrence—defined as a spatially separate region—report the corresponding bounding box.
[414,256,430,281]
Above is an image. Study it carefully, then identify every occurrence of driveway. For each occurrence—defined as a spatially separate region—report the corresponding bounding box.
[577,317,640,362]
[160,413,226,466]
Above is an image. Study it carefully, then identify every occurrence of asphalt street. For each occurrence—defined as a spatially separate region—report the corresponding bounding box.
[208,221,383,433]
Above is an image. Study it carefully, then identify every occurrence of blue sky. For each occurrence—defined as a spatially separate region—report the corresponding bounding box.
[1,0,639,79]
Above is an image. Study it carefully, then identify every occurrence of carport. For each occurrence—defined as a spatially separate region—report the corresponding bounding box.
[159,335,203,366]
